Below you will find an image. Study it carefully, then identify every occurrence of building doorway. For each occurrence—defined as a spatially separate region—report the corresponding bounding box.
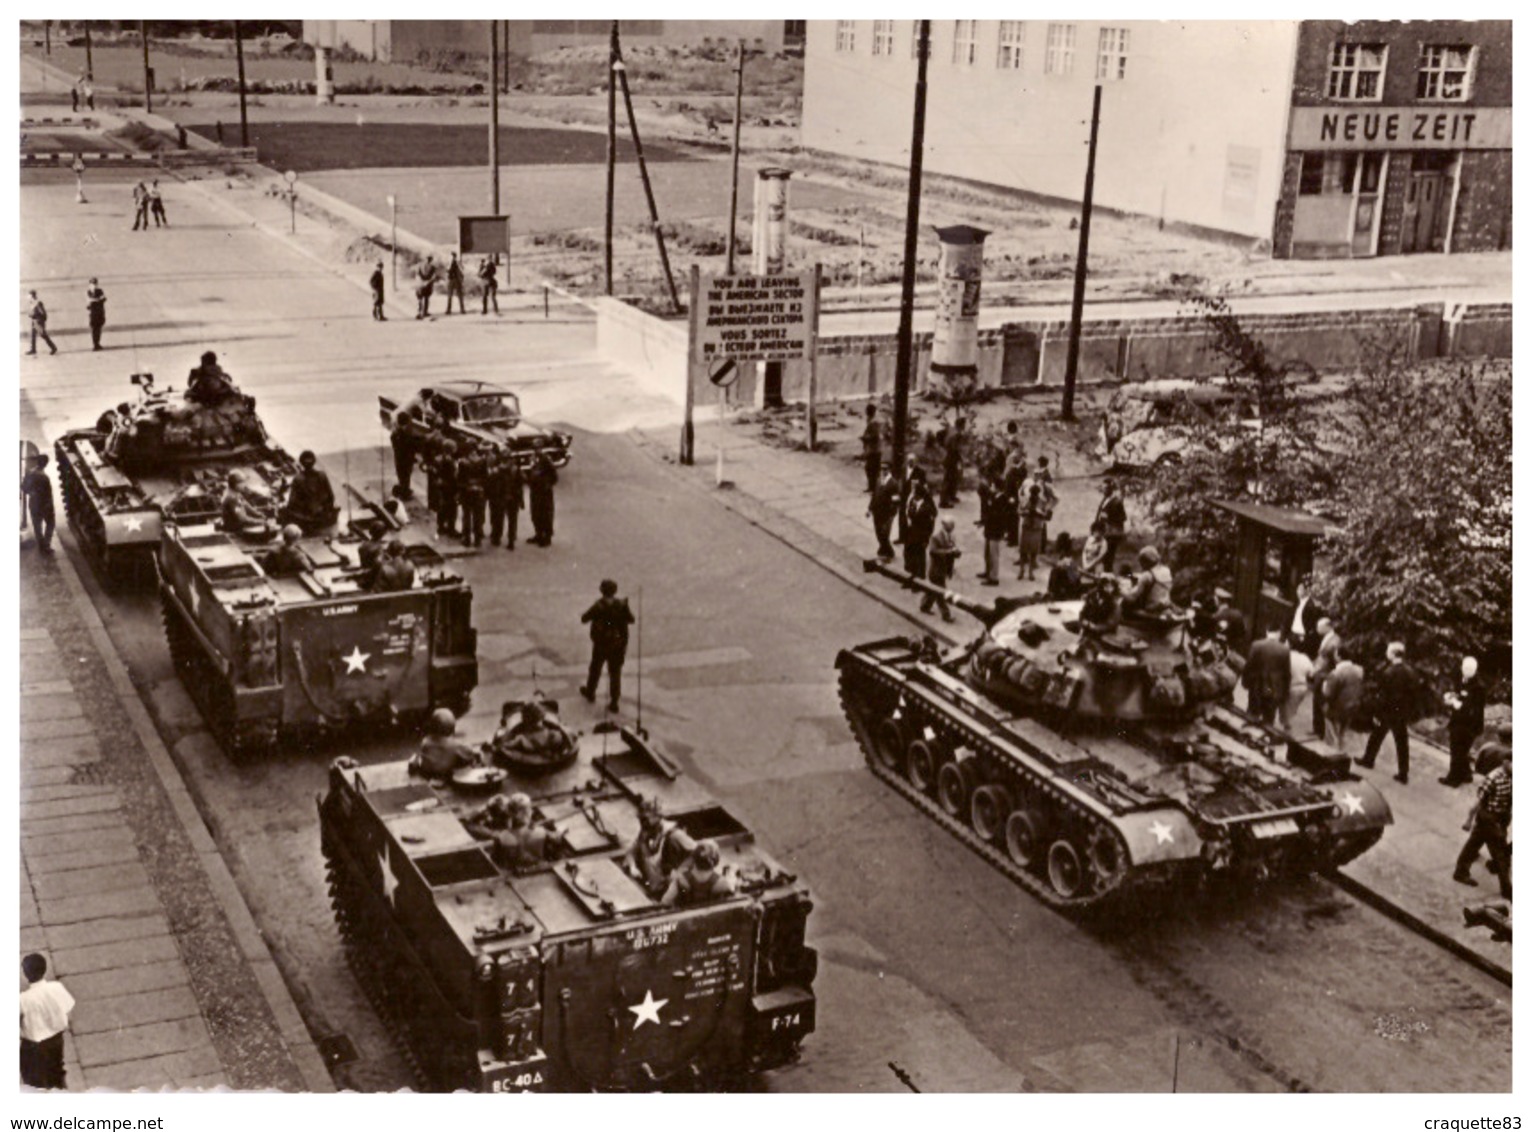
[1291,151,1386,258]
[1400,151,1456,254]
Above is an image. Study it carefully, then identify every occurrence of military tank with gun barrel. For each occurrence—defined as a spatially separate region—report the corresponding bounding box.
[54,360,285,586]
[836,561,1391,912]
[318,717,817,1091]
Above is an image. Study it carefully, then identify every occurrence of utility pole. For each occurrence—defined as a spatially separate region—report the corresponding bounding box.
[233,21,249,148]
[725,40,745,275]
[489,20,500,215]
[891,19,930,480]
[614,37,681,313]
[604,21,617,295]
[44,20,50,56]
[1061,84,1103,421]
[84,24,93,81]
[140,21,152,113]
[502,22,511,93]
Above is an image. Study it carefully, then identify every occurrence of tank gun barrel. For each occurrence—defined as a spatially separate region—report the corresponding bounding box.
[861,559,1021,628]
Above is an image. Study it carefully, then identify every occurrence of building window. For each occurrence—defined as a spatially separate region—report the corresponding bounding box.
[1096,27,1130,80]
[1417,44,1474,100]
[871,20,895,57]
[952,20,978,65]
[1045,23,1075,75]
[996,21,1024,70]
[1326,43,1386,100]
[835,21,856,53]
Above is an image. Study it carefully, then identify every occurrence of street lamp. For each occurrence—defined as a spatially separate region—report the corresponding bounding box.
[387,193,398,291]
[284,169,298,234]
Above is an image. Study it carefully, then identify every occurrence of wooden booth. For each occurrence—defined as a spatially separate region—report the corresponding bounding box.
[1214,500,1336,640]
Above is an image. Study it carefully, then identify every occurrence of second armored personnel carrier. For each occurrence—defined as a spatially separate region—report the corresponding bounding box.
[319,724,817,1091]
[159,521,478,756]
[837,563,1391,913]
[54,369,288,586]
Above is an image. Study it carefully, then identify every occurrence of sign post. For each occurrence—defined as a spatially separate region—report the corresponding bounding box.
[387,194,398,291]
[284,169,298,234]
[686,268,818,465]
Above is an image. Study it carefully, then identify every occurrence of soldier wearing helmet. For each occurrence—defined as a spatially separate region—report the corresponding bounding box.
[372,540,416,593]
[220,469,274,538]
[262,524,310,576]
[491,700,578,770]
[623,798,696,898]
[662,839,739,907]
[280,449,337,534]
[463,794,514,840]
[415,708,481,778]
[1121,545,1174,617]
[187,350,237,405]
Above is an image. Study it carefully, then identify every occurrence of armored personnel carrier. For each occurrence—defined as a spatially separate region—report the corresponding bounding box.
[55,370,287,585]
[837,563,1391,912]
[159,520,478,756]
[318,723,817,1091]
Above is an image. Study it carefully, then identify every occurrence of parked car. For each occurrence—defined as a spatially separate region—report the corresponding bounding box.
[379,380,572,469]
[1095,380,1256,471]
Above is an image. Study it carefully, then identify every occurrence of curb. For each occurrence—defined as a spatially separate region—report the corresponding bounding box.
[626,428,1512,986]
[42,500,336,1092]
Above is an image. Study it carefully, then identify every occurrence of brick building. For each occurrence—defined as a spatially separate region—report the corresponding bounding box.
[802,19,1511,259]
[1275,20,1511,257]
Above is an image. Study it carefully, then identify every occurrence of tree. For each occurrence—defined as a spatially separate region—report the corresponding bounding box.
[1318,358,1511,692]
[1136,291,1334,598]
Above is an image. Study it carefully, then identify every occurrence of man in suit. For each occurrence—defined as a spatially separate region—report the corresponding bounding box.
[1358,641,1429,784]
[1309,618,1343,739]
[1286,577,1326,658]
[1441,655,1486,787]
[1243,627,1291,726]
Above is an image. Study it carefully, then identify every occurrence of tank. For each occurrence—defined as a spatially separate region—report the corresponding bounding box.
[158,516,478,757]
[836,562,1392,912]
[318,723,817,1091]
[54,370,289,585]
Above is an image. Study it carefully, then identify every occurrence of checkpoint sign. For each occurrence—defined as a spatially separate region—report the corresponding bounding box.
[694,271,816,364]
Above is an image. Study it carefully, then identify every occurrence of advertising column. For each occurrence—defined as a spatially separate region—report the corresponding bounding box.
[929,225,988,397]
[752,168,792,407]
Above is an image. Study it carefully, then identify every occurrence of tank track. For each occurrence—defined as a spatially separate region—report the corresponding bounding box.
[55,445,154,589]
[323,833,488,1092]
[161,595,277,759]
[839,655,1159,915]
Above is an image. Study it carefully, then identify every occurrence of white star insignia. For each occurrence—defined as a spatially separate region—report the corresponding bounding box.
[122,516,143,532]
[1338,792,1365,817]
[628,989,668,1030]
[1149,820,1175,846]
[342,646,370,675]
[379,845,398,905]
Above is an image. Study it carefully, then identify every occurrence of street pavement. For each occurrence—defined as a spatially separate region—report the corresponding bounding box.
[15,64,1511,1096]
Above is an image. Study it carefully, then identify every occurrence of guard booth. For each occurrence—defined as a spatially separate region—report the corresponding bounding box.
[1214,500,1334,639]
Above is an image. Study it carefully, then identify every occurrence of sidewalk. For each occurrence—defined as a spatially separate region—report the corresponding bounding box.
[19,528,333,1091]
[634,416,1511,983]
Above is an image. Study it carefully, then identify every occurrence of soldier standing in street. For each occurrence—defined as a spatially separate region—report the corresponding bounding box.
[85,278,106,350]
[370,261,387,321]
[580,579,636,713]
[526,453,558,546]
[457,445,488,548]
[487,452,525,549]
[478,255,500,315]
[415,255,439,319]
[25,291,57,356]
[445,252,467,315]
[390,407,418,499]
[20,454,56,553]
[432,439,460,537]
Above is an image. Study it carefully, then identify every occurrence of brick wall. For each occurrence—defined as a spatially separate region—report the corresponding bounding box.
[1453,150,1513,251]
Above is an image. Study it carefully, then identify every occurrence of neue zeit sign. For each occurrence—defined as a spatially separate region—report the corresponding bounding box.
[1288,106,1511,151]
[693,271,816,363]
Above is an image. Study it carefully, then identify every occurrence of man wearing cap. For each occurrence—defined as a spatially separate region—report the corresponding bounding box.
[280,450,337,534]
[580,580,635,712]
[1358,641,1429,784]
[624,799,696,898]
[370,261,387,321]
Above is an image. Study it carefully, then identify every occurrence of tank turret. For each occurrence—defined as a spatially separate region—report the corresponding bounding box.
[106,373,269,471]
[836,561,1391,911]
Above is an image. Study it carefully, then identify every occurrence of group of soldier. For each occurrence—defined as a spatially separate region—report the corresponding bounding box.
[389,406,558,550]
